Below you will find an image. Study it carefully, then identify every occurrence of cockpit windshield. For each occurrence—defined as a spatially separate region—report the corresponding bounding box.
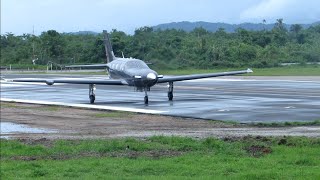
[125,60,149,69]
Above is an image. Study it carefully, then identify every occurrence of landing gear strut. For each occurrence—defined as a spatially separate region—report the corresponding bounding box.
[89,84,96,104]
[168,82,173,101]
[144,89,148,104]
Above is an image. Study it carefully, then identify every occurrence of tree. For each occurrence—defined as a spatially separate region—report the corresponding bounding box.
[40,30,65,63]
[290,24,302,34]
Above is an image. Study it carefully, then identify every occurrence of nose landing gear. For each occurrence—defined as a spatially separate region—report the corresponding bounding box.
[144,91,148,104]
[89,84,96,104]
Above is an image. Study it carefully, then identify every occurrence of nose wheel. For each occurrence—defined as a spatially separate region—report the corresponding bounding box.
[89,84,96,104]
[89,95,95,104]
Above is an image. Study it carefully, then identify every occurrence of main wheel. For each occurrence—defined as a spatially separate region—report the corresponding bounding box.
[168,92,173,101]
[89,95,95,104]
[144,96,148,104]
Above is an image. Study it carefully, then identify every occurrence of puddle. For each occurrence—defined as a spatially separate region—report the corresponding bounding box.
[1,122,57,135]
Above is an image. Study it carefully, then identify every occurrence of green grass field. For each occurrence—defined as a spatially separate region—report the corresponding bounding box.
[158,66,320,76]
[1,136,319,179]
[4,66,320,76]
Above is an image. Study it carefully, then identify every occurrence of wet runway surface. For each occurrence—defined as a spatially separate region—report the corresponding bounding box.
[1,74,320,123]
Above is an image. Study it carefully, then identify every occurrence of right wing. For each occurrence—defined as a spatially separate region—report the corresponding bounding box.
[8,78,127,85]
[157,69,253,83]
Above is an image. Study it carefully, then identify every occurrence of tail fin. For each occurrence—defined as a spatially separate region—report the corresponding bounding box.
[103,30,116,63]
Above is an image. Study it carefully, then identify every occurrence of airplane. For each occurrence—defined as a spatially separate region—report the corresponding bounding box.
[9,30,253,104]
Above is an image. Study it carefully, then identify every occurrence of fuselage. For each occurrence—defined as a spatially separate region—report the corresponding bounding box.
[106,58,158,88]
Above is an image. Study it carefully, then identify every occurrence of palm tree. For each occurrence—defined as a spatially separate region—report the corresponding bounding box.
[275,18,286,31]
[262,19,267,31]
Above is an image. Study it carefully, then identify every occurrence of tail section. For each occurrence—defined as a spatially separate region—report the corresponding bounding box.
[103,30,116,63]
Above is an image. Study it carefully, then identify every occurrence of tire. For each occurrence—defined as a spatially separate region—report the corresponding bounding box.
[168,92,173,101]
[89,95,95,104]
[144,96,148,104]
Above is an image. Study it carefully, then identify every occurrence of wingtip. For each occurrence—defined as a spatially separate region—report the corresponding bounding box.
[247,68,253,73]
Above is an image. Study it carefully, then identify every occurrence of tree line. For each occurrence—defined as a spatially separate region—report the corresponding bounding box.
[1,19,320,69]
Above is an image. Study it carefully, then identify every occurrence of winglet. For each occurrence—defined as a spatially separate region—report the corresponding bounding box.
[247,68,253,73]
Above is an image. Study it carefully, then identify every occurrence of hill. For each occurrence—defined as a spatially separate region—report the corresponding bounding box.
[153,21,317,32]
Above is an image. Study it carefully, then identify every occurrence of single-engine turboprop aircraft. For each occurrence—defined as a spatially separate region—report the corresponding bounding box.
[10,30,253,104]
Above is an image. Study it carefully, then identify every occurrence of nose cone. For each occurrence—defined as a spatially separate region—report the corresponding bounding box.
[147,73,157,80]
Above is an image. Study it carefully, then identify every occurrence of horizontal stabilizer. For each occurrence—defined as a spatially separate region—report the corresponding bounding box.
[65,64,108,69]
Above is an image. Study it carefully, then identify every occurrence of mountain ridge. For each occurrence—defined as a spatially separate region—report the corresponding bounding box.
[153,21,320,32]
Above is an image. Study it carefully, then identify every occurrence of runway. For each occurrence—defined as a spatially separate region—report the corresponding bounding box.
[1,74,320,123]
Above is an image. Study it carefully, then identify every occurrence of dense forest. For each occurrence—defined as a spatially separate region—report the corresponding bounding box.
[1,19,320,69]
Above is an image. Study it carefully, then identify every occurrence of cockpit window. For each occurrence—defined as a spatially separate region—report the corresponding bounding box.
[125,60,149,69]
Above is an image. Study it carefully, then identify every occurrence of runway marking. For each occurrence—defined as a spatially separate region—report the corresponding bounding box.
[1,98,167,114]
[285,106,296,109]
[218,109,230,112]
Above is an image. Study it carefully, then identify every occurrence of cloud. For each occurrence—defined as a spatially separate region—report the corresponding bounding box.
[240,0,320,23]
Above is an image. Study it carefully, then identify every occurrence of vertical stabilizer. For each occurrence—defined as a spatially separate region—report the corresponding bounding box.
[103,30,116,63]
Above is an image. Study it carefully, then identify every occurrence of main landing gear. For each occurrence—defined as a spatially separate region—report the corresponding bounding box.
[168,82,173,101]
[89,84,96,104]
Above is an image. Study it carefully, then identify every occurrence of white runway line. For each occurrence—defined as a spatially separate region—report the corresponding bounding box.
[0,98,167,114]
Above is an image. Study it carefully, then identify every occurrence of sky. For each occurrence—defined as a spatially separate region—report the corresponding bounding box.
[1,0,320,35]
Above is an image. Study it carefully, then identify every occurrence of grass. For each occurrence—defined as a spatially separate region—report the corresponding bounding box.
[0,102,17,108]
[1,136,320,179]
[94,111,135,118]
[38,106,61,112]
[0,102,60,112]
[4,66,320,76]
[253,120,320,127]
[249,66,320,76]
[157,66,320,76]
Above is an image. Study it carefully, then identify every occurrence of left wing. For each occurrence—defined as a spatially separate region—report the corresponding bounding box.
[157,69,252,83]
[9,79,127,85]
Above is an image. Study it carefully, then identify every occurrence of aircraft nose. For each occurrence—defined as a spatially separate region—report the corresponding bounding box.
[147,73,157,80]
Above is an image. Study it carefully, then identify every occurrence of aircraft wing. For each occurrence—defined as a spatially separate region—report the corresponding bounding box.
[157,69,252,83]
[65,64,108,69]
[9,78,127,85]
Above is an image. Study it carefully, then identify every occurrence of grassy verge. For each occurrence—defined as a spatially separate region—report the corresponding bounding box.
[94,111,135,118]
[252,120,320,127]
[0,102,60,112]
[3,66,320,76]
[157,66,320,76]
[1,136,319,179]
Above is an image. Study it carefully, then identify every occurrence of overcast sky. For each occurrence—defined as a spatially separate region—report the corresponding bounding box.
[1,0,320,35]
